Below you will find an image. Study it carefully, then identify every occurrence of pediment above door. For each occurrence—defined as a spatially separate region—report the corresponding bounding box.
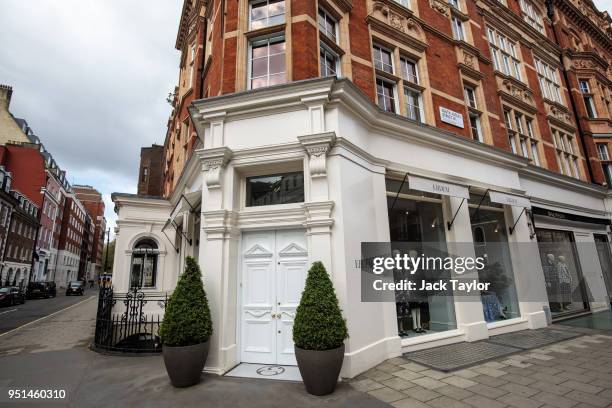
[278,242,308,257]
[244,243,273,259]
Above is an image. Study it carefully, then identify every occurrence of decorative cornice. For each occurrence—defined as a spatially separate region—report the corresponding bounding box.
[367,3,429,51]
[298,133,336,178]
[196,146,233,189]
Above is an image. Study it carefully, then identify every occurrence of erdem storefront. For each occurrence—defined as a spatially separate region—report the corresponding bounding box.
[111,77,612,378]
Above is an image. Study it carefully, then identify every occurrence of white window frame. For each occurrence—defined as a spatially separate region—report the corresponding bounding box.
[487,27,522,81]
[519,0,544,33]
[597,144,609,161]
[373,44,394,74]
[249,0,286,30]
[403,86,423,122]
[535,59,562,104]
[452,17,465,41]
[318,7,338,43]
[320,43,340,77]
[376,77,398,113]
[247,35,286,90]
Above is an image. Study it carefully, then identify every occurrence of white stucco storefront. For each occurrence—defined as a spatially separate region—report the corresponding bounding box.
[112,78,612,378]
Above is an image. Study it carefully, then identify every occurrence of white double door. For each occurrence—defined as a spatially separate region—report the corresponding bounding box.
[240,229,308,366]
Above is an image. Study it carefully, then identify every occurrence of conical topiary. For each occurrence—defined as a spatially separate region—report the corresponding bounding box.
[293,261,348,350]
[159,256,212,346]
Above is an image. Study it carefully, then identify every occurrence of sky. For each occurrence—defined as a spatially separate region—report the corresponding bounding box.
[0,0,610,239]
[0,0,182,238]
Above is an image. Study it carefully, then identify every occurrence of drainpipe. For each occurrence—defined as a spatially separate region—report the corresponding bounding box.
[546,0,597,184]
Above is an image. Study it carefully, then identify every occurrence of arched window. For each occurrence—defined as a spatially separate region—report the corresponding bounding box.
[130,238,159,288]
[519,0,544,34]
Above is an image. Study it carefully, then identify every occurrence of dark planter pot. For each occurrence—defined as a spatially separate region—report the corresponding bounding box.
[295,344,345,396]
[162,340,210,388]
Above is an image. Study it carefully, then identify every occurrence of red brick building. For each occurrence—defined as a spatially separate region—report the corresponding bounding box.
[73,185,106,281]
[55,195,86,286]
[137,145,165,197]
[158,0,610,197]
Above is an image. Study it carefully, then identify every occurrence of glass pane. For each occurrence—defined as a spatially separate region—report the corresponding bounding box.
[268,40,285,54]
[536,229,590,317]
[252,43,268,59]
[251,77,267,89]
[387,195,456,337]
[269,54,285,74]
[471,205,521,322]
[252,57,267,77]
[246,172,304,206]
[268,73,286,85]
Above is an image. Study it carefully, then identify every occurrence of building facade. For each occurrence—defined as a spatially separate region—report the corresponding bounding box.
[1,191,38,288]
[55,195,86,287]
[137,145,165,197]
[73,185,106,280]
[112,0,611,378]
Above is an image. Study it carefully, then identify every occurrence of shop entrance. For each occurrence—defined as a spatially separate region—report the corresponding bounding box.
[536,228,590,318]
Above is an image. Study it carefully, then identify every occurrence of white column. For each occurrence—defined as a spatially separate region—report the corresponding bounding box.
[196,146,238,375]
[505,205,548,329]
[444,195,488,341]
[298,133,336,272]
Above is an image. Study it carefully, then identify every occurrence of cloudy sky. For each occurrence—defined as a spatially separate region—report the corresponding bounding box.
[0,0,610,239]
[0,0,182,237]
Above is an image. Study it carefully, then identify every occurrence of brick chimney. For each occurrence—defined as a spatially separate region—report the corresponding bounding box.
[0,84,13,110]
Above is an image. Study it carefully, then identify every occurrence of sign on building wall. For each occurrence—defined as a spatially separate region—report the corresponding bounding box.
[439,107,464,128]
[408,175,470,199]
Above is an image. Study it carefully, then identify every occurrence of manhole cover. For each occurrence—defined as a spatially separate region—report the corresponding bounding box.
[256,366,286,376]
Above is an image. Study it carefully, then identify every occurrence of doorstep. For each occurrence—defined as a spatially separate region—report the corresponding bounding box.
[225,363,302,382]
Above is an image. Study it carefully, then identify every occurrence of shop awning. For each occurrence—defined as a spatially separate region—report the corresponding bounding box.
[408,175,469,199]
[168,190,201,222]
[489,191,531,209]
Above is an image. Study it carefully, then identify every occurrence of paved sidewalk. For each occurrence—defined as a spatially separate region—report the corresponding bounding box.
[0,296,387,408]
[351,331,612,408]
[0,295,97,355]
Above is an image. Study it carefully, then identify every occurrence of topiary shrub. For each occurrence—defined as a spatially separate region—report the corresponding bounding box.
[293,261,348,351]
[159,256,212,347]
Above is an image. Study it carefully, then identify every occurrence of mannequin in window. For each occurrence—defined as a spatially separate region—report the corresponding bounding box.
[543,253,561,312]
[408,249,427,333]
[557,255,573,310]
[392,249,410,337]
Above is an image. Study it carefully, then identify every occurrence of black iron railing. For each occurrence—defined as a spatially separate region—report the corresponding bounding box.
[93,286,167,354]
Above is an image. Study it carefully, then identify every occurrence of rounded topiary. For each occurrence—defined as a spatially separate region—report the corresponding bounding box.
[293,261,348,351]
[159,256,212,346]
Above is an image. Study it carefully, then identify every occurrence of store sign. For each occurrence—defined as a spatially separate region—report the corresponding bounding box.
[439,107,464,128]
[408,175,469,199]
[489,191,531,208]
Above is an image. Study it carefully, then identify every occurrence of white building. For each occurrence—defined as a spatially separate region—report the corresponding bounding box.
[112,78,612,378]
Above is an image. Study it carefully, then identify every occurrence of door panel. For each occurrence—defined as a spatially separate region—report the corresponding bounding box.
[241,233,276,364]
[240,229,308,365]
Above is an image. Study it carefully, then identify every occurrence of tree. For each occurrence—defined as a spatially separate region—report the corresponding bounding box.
[101,239,115,273]
[293,262,348,350]
[159,257,213,346]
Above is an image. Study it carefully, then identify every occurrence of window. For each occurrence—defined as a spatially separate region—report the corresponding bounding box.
[373,45,393,74]
[552,128,580,179]
[603,163,612,186]
[130,239,159,288]
[448,0,460,9]
[597,144,609,161]
[451,17,465,41]
[376,78,396,113]
[400,57,418,84]
[519,0,544,33]
[249,36,286,89]
[535,59,562,104]
[318,8,337,43]
[579,80,597,119]
[487,28,522,81]
[141,167,149,183]
[504,107,540,164]
[246,172,304,207]
[320,45,339,77]
[404,87,422,122]
[464,85,482,142]
[249,0,285,30]
[394,0,411,7]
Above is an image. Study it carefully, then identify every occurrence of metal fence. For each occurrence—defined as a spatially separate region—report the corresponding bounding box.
[93,286,167,354]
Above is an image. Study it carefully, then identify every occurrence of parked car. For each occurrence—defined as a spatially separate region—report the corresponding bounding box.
[66,281,85,296]
[0,287,26,306]
[27,282,57,299]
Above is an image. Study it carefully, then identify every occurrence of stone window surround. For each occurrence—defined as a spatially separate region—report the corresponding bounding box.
[370,33,433,124]
[503,104,543,167]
